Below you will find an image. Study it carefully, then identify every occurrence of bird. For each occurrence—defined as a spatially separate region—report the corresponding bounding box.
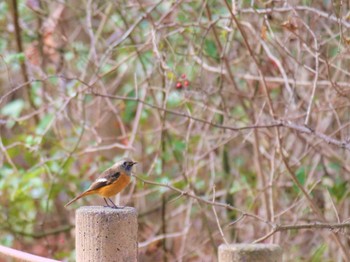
[65,158,137,208]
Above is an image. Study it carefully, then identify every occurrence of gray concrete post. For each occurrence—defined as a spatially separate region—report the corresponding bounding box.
[76,206,138,262]
[218,244,283,262]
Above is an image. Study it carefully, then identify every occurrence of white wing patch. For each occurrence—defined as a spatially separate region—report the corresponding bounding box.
[95,178,108,183]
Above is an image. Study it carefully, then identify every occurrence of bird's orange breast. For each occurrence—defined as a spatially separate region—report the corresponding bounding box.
[96,173,131,197]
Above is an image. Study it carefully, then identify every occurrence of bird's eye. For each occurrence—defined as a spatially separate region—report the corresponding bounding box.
[123,161,127,166]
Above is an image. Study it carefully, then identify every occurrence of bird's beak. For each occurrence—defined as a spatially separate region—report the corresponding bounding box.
[132,161,137,165]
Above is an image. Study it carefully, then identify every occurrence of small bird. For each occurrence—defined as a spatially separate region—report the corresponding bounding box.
[65,158,137,208]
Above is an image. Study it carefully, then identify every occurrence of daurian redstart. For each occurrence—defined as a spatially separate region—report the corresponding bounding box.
[65,158,137,208]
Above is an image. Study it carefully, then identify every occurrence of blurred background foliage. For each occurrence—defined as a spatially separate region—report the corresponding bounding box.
[1,0,350,261]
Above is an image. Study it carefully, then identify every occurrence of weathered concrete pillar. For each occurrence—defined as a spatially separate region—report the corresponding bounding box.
[76,206,138,262]
[218,244,283,262]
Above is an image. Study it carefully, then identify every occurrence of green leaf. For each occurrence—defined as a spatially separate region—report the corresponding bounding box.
[31,81,43,107]
[123,100,137,122]
[328,177,348,201]
[48,76,59,85]
[167,92,182,107]
[155,158,162,176]
[156,177,170,193]
[4,52,25,64]
[0,2,9,18]
[1,99,25,118]
[64,51,74,61]
[328,162,341,172]
[36,113,54,135]
[195,180,205,190]
[0,38,7,53]
[167,71,175,81]
[173,140,186,152]
[220,29,228,42]
[0,165,13,175]
[296,167,306,185]
[25,135,41,147]
[204,39,219,59]
[0,235,14,246]
[173,179,186,190]
[229,183,242,194]
[29,178,45,199]
[293,166,306,192]
[140,110,149,123]
[45,161,61,175]
[23,167,45,182]
[177,12,187,22]
[311,244,327,262]
[234,156,245,167]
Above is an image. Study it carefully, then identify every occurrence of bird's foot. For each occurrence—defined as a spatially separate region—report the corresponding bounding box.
[103,205,124,209]
[112,205,124,209]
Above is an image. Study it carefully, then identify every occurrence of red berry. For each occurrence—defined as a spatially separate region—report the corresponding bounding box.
[181,74,186,79]
[183,80,189,87]
[176,82,183,89]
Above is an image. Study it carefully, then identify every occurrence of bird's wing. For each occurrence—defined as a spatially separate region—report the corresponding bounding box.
[87,168,121,191]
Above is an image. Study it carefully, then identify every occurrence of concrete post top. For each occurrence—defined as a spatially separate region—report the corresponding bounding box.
[76,206,137,216]
[75,206,138,262]
[218,243,283,262]
[219,243,282,252]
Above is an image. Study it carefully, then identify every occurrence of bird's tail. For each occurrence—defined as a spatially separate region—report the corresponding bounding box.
[64,190,94,208]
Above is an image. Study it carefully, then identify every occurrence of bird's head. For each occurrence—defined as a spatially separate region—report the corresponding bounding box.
[118,157,137,172]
